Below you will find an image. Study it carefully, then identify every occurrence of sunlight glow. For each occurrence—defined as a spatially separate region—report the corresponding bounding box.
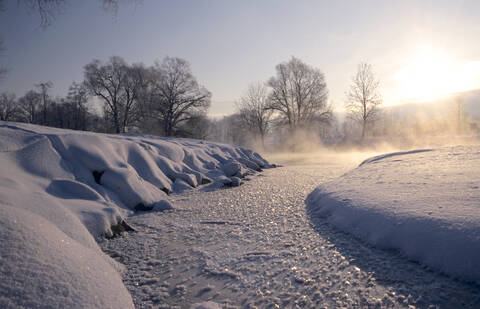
[394,46,480,102]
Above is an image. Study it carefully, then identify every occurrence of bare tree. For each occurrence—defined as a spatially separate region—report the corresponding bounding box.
[84,57,124,133]
[0,92,19,121]
[20,0,66,27]
[121,63,147,131]
[65,82,90,130]
[18,90,42,123]
[237,83,273,148]
[84,57,146,133]
[17,0,132,27]
[35,81,53,125]
[267,57,331,132]
[346,62,382,141]
[84,56,139,133]
[147,57,211,137]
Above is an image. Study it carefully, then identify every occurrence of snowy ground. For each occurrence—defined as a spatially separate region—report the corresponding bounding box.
[101,156,480,308]
[307,146,480,283]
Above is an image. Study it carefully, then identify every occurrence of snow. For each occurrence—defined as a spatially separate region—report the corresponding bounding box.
[0,205,133,308]
[0,121,271,308]
[3,120,478,307]
[307,146,480,282]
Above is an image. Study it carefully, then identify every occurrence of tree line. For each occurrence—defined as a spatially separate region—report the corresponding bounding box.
[229,57,382,149]
[0,55,385,149]
[0,56,212,138]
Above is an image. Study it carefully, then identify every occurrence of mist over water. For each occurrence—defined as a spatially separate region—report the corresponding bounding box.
[262,132,479,168]
[257,95,480,167]
[263,150,378,168]
[260,129,479,168]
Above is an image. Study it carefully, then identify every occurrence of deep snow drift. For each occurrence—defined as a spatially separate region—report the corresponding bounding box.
[0,121,270,308]
[307,146,480,282]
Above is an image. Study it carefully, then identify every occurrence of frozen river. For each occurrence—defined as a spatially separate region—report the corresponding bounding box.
[101,154,480,308]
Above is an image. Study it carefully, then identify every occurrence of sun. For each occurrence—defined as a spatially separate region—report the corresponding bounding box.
[394,46,480,102]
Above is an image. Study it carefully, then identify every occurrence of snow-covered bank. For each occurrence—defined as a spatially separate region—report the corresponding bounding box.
[307,146,480,282]
[0,121,270,308]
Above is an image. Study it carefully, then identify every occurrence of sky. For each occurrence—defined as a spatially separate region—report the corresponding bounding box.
[1,0,480,116]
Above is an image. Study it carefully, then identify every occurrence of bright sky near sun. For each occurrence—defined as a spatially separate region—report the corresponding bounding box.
[393,46,480,103]
[1,0,480,116]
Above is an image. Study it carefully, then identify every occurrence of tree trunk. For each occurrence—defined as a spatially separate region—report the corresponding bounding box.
[42,94,47,125]
[113,109,120,134]
[361,119,366,142]
[43,105,47,125]
[164,119,172,137]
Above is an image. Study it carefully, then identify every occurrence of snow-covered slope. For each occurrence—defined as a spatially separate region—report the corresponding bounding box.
[307,146,480,282]
[0,121,270,308]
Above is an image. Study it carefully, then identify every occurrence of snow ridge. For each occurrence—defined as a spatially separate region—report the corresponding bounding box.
[358,149,433,166]
[0,121,271,308]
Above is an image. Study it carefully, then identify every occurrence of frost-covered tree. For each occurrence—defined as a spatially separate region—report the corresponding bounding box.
[267,57,331,132]
[346,62,382,141]
[35,81,53,125]
[65,82,90,130]
[84,56,144,133]
[146,57,211,137]
[84,57,125,133]
[18,90,42,123]
[0,92,19,121]
[237,83,273,148]
[121,63,146,131]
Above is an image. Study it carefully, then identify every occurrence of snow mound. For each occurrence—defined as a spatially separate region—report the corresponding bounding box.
[0,121,271,308]
[307,146,480,282]
[0,204,133,309]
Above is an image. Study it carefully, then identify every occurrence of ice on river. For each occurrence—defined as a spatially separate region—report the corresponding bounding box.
[0,121,270,308]
[307,146,480,282]
[102,161,480,308]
